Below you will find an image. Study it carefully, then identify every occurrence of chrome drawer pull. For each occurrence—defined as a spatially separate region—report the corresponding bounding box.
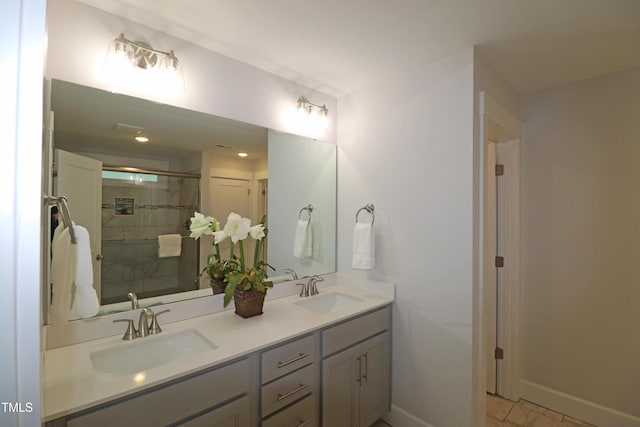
[277,352,309,368]
[297,420,308,427]
[362,352,368,382]
[276,383,308,401]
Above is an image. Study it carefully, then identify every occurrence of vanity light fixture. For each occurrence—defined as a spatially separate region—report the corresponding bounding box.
[104,33,185,95]
[296,96,329,131]
[134,135,149,143]
[237,152,248,158]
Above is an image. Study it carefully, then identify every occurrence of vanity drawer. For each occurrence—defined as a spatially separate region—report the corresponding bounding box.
[322,306,390,357]
[261,363,316,417]
[262,394,317,427]
[261,334,317,384]
[66,358,249,427]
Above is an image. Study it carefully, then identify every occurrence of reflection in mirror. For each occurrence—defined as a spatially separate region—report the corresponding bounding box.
[46,79,336,322]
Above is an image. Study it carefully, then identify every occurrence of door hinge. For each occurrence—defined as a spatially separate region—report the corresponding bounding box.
[494,347,504,360]
[248,188,251,196]
[495,256,504,268]
[495,164,504,176]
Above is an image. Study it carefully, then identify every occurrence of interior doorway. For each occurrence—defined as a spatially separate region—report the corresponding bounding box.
[480,92,523,404]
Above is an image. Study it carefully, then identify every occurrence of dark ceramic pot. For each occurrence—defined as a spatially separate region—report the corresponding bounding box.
[233,289,266,318]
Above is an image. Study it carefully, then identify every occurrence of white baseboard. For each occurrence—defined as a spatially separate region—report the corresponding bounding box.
[384,404,435,427]
[520,380,640,427]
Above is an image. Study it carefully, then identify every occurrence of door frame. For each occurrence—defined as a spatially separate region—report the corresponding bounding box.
[479,92,523,402]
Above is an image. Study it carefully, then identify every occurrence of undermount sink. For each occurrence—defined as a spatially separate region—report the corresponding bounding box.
[90,329,216,376]
[294,292,365,314]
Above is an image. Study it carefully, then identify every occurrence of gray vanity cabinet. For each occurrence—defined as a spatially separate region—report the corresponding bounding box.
[260,333,320,426]
[47,358,252,427]
[176,395,250,427]
[45,304,392,427]
[321,307,391,427]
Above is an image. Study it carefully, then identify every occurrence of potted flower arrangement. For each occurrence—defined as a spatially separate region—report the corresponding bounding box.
[190,211,273,317]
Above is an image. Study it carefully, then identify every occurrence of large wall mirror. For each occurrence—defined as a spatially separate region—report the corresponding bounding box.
[45,79,336,323]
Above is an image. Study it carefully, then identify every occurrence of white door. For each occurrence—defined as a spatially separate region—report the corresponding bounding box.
[485,142,498,394]
[495,140,521,400]
[55,149,103,300]
[209,177,251,259]
[484,140,521,399]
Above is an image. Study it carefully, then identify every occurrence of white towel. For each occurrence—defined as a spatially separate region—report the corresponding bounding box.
[293,219,313,258]
[352,222,375,270]
[158,234,182,258]
[71,226,99,318]
[50,228,74,325]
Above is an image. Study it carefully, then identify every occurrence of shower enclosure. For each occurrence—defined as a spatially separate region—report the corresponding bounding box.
[100,167,200,305]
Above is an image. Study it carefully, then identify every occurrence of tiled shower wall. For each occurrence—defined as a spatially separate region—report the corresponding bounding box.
[100,175,200,304]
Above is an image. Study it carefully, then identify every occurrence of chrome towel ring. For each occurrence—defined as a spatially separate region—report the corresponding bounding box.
[355,203,375,225]
[298,204,313,220]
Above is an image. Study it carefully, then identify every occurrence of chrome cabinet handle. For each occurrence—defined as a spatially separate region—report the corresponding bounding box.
[362,352,368,382]
[277,352,309,368]
[356,356,362,384]
[277,383,308,401]
[297,420,308,427]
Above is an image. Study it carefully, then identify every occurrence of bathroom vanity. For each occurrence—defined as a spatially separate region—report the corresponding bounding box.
[43,275,394,426]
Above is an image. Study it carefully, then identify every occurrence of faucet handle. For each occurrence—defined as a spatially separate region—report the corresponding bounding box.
[113,319,138,340]
[296,283,308,297]
[149,309,170,334]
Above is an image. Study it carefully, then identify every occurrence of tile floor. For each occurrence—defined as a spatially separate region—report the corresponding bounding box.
[370,394,596,427]
[486,393,596,427]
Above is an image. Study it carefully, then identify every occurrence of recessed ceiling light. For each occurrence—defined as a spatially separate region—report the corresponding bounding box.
[135,136,150,143]
[238,152,248,157]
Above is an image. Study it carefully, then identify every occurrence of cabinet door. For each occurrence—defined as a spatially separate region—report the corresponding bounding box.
[322,345,361,427]
[176,395,250,427]
[358,332,390,427]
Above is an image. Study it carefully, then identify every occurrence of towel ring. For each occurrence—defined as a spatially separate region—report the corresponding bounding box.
[298,204,313,220]
[355,203,375,225]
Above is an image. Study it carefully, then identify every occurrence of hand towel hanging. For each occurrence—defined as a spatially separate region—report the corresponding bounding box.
[71,226,99,318]
[50,228,74,325]
[158,234,182,257]
[293,219,313,258]
[352,222,375,270]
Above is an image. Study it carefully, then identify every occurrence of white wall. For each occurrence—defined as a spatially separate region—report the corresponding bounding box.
[45,0,336,142]
[337,48,475,427]
[520,68,640,421]
[0,0,46,426]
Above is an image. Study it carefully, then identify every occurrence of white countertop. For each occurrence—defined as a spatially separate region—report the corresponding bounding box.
[42,274,394,421]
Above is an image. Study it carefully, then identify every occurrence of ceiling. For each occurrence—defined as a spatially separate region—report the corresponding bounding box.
[76,0,640,96]
[52,80,268,162]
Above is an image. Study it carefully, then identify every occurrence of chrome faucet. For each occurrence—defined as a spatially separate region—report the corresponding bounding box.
[128,292,139,309]
[284,268,298,280]
[113,308,170,340]
[308,275,323,296]
[138,308,152,338]
[296,275,324,297]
